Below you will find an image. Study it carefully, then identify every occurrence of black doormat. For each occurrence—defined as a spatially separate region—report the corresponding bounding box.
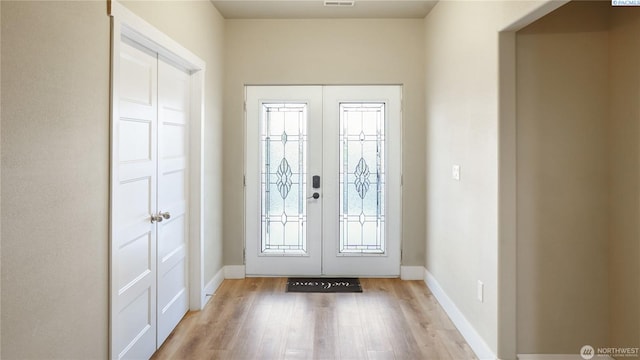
[286,278,362,293]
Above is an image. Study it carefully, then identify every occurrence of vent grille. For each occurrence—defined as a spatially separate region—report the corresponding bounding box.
[323,0,355,7]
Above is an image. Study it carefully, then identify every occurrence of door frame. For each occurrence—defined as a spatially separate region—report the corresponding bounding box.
[108,0,206,357]
[243,84,403,277]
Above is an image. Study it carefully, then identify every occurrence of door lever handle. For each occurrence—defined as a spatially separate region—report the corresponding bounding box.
[307,192,320,200]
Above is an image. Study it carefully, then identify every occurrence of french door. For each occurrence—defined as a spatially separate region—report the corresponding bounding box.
[245,85,402,277]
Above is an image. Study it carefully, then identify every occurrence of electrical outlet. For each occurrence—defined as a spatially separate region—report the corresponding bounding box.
[452,165,461,181]
[477,280,484,303]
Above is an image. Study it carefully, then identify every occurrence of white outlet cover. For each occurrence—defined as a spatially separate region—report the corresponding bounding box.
[452,165,460,181]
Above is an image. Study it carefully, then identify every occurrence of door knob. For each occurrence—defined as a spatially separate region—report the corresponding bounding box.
[159,211,171,220]
[150,214,164,224]
[307,192,320,200]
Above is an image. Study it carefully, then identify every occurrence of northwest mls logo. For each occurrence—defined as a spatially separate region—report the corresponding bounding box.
[581,345,595,360]
[612,0,640,5]
[581,345,640,358]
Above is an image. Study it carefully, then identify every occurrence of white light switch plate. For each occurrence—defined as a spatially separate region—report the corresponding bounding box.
[452,165,460,181]
[477,280,484,302]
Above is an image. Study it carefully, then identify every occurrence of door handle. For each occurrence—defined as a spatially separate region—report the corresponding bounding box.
[159,211,171,220]
[307,192,320,200]
[150,214,164,224]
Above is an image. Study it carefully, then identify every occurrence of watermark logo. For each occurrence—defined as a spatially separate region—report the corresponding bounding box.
[581,345,640,358]
[612,0,640,6]
[581,345,595,360]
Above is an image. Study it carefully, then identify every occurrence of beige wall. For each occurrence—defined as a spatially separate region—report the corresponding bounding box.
[517,1,640,353]
[609,6,640,349]
[425,1,503,350]
[1,1,110,358]
[0,1,224,358]
[121,0,226,294]
[516,1,610,353]
[223,19,426,267]
[423,1,561,356]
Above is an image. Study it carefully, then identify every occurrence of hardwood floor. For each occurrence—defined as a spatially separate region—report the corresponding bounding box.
[151,278,477,360]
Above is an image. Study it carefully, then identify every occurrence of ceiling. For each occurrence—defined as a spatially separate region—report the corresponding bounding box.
[211,0,438,19]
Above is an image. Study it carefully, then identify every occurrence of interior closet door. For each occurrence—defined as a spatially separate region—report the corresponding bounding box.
[112,40,190,360]
[156,60,190,345]
[112,40,159,360]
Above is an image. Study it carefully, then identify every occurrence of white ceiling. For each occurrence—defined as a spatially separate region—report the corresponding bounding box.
[211,0,438,19]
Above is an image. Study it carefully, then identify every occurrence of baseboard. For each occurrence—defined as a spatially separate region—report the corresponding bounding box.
[199,266,246,307]
[196,266,225,309]
[400,266,425,280]
[224,265,246,279]
[518,355,614,360]
[204,266,225,299]
[424,269,496,360]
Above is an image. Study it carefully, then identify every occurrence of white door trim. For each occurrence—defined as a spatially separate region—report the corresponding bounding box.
[108,1,206,358]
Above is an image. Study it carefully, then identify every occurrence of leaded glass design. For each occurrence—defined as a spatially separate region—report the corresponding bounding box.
[261,103,307,254]
[339,103,385,254]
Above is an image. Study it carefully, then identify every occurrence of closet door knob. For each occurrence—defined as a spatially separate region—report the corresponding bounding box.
[159,211,171,220]
[150,214,164,224]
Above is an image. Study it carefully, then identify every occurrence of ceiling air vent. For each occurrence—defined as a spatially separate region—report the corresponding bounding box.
[323,0,355,7]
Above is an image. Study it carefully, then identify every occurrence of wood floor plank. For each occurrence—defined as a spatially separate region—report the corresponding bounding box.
[227,278,277,359]
[258,282,296,359]
[313,301,340,359]
[284,293,316,353]
[283,349,312,360]
[151,278,478,360]
[366,350,396,360]
[356,279,395,354]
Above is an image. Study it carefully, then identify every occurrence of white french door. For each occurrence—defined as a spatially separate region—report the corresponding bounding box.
[322,86,402,276]
[245,85,402,277]
[245,86,323,276]
[111,39,190,360]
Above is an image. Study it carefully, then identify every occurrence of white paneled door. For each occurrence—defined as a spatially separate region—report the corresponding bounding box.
[112,40,189,360]
[113,40,158,360]
[156,60,190,346]
[245,85,402,277]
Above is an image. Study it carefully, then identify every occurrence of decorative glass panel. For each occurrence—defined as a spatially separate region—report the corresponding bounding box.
[261,103,307,254]
[339,103,385,254]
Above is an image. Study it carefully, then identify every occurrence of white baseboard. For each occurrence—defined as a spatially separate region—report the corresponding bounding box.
[198,265,246,308]
[198,266,225,309]
[400,266,425,280]
[224,265,246,279]
[424,269,496,360]
[518,355,613,360]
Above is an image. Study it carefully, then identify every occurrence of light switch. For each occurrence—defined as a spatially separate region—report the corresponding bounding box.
[452,165,460,181]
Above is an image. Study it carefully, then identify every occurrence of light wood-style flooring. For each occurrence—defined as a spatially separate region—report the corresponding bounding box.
[151,278,477,360]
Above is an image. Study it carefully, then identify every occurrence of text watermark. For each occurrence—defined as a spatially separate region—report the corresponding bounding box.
[612,0,640,6]
[581,345,640,359]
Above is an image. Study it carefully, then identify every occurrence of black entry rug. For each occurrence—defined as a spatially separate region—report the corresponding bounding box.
[286,278,363,293]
